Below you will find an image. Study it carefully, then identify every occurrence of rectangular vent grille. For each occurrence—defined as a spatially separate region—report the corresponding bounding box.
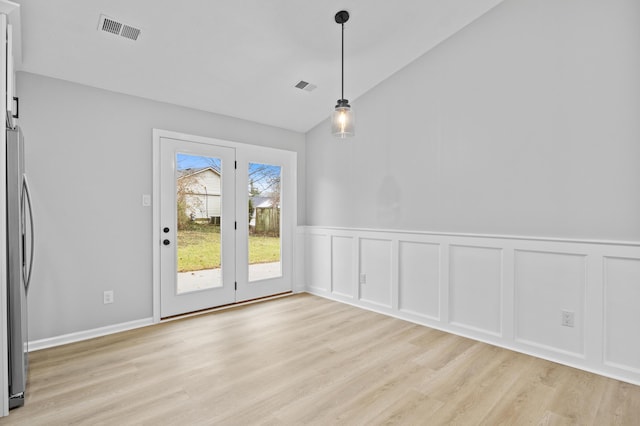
[294,80,317,92]
[98,14,141,41]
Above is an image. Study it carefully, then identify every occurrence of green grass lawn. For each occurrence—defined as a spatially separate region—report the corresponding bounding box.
[177,224,280,272]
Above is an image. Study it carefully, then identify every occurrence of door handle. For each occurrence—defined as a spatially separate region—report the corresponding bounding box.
[163,239,170,246]
[22,176,34,293]
[12,97,19,119]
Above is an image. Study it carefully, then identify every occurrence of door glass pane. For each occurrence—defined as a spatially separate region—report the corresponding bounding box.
[176,153,223,294]
[248,162,281,281]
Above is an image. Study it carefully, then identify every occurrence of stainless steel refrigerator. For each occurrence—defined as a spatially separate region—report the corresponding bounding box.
[6,126,34,409]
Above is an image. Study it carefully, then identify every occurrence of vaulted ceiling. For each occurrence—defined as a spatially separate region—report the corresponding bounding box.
[14,0,503,132]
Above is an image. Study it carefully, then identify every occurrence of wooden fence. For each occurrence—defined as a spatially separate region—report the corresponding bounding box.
[253,208,280,236]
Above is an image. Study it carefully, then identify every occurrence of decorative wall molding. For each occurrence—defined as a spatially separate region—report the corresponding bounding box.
[303,226,640,386]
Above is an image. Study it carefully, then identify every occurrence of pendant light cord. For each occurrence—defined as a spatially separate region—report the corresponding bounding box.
[341,22,344,101]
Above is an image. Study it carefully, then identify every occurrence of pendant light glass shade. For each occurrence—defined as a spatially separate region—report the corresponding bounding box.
[332,100,355,138]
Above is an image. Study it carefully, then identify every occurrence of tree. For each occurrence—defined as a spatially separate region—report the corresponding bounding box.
[176,173,203,230]
[248,198,255,225]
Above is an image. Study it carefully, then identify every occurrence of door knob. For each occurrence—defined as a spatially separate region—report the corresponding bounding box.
[163,239,170,246]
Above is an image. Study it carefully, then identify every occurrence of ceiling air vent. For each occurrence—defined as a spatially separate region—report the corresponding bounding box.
[98,14,141,41]
[294,80,317,92]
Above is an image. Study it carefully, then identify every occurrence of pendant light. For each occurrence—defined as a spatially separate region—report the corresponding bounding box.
[331,10,354,138]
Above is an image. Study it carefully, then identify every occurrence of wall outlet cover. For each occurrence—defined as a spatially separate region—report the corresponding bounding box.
[104,290,114,304]
[561,310,575,328]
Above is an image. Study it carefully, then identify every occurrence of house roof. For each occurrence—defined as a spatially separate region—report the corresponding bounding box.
[251,196,278,209]
[177,167,220,180]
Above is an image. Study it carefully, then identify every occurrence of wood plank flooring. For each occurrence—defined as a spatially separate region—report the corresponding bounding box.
[4,293,640,425]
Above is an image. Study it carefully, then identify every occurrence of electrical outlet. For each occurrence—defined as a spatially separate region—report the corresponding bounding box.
[142,194,151,207]
[359,273,367,284]
[561,310,574,327]
[103,290,114,304]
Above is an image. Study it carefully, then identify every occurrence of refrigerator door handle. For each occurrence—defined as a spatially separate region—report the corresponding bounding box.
[22,175,34,293]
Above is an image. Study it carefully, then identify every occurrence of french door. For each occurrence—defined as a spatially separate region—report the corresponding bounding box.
[159,138,236,317]
[235,145,293,302]
[155,132,295,319]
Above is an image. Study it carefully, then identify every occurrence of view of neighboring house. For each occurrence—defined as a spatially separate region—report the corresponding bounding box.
[178,167,221,222]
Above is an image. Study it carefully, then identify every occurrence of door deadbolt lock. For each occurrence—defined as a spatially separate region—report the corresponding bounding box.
[163,227,170,233]
[163,239,170,246]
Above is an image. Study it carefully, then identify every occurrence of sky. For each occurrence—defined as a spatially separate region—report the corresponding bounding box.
[177,153,281,194]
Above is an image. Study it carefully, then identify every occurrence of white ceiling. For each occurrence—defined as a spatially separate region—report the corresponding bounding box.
[14,0,503,133]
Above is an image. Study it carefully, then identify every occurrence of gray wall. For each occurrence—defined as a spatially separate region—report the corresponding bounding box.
[306,0,640,241]
[17,72,305,340]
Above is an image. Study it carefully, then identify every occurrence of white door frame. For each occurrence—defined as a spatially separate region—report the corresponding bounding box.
[152,129,297,323]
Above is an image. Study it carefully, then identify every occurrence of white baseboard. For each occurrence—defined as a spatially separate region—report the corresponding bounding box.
[305,289,640,387]
[29,317,154,352]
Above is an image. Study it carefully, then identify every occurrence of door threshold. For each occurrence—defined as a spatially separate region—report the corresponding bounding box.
[160,291,294,322]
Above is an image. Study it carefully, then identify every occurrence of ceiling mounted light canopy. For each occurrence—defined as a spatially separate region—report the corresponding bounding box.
[331,10,354,138]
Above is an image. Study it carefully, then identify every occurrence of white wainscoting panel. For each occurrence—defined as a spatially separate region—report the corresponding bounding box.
[303,226,640,386]
[449,245,503,336]
[514,250,586,356]
[305,233,330,293]
[604,256,640,373]
[331,235,355,298]
[359,238,393,308]
[398,241,440,320]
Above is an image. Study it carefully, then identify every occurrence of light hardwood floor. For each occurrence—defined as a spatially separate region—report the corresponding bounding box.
[4,293,640,425]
